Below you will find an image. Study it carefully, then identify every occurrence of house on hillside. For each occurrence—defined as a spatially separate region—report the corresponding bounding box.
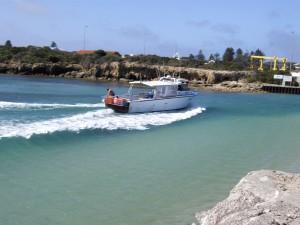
[77,50,96,55]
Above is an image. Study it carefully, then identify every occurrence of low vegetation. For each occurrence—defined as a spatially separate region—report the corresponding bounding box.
[0,40,290,84]
[0,40,264,67]
[0,41,122,64]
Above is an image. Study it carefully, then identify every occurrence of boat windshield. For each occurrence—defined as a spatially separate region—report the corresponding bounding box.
[126,82,180,100]
[128,85,155,100]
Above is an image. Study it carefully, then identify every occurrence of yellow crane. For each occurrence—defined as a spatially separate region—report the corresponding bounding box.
[250,55,288,72]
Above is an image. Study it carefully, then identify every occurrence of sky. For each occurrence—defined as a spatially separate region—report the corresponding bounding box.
[1,0,300,60]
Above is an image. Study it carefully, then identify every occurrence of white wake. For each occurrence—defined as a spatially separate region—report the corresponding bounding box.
[0,101,104,110]
[0,107,205,139]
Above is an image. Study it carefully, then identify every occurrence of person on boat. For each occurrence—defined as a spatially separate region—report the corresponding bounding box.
[178,84,183,91]
[106,88,115,97]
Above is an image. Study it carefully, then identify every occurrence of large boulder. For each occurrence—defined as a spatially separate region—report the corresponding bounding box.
[66,64,82,72]
[99,62,114,78]
[7,63,20,74]
[50,64,67,75]
[0,63,9,73]
[32,63,50,74]
[75,72,87,79]
[121,62,148,80]
[49,64,83,75]
[194,170,300,225]
[18,63,33,74]
[89,66,102,78]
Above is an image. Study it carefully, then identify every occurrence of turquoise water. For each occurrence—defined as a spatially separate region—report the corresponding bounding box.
[1,74,300,225]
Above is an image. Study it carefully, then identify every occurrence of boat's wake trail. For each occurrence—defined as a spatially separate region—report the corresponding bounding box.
[0,106,205,139]
[0,101,105,110]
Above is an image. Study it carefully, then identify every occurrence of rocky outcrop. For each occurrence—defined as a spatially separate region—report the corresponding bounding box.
[0,61,259,91]
[194,170,300,225]
[190,80,263,93]
[0,63,82,76]
[0,62,254,82]
[0,63,9,73]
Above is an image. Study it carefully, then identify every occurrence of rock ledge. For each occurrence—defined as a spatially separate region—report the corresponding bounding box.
[194,170,300,225]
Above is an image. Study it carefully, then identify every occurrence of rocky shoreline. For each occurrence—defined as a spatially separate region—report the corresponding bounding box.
[193,170,300,225]
[190,80,263,93]
[0,61,262,93]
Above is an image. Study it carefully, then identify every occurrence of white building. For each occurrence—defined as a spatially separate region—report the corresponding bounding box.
[173,52,181,60]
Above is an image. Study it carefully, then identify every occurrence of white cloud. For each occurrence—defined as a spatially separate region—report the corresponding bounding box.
[187,19,239,35]
[14,0,47,14]
[211,23,239,35]
[119,25,159,42]
[267,29,300,60]
[186,20,210,28]
[267,10,281,19]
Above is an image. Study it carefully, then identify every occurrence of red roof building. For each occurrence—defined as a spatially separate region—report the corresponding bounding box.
[77,50,96,55]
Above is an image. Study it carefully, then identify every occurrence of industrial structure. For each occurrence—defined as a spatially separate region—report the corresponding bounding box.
[250,55,288,72]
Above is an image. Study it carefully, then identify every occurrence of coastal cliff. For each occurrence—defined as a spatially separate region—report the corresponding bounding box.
[0,62,261,92]
[194,170,300,225]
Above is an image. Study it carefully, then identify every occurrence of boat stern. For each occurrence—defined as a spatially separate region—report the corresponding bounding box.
[104,96,130,113]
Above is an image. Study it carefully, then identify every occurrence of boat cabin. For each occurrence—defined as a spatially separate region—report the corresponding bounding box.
[128,81,178,100]
[159,75,189,91]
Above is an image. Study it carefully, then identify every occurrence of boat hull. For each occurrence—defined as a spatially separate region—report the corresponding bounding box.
[105,103,129,113]
[128,96,194,113]
[104,92,197,113]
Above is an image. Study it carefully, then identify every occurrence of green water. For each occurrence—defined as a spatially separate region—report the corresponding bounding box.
[1,74,300,225]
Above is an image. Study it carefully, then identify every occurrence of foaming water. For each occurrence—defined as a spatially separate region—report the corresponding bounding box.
[0,106,205,139]
[0,101,105,110]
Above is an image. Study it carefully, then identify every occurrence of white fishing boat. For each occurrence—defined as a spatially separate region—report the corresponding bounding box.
[104,80,197,113]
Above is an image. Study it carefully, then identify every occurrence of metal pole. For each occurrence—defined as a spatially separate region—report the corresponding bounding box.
[83,25,88,50]
[142,30,146,55]
[290,31,295,71]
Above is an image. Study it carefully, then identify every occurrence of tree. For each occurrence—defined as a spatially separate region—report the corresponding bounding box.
[95,49,106,57]
[234,48,244,65]
[254,48,264,56]
[197,50,205,62]
[208,54,215,61]
[4,40,12,48]
[231,48,247,69]
[48,55,60,63]
[188,54,195,60]
[235,48,243,60]
[243,51,250,63]
[223,47,235,63]
[214,53,220,61]
[50,41,57,49]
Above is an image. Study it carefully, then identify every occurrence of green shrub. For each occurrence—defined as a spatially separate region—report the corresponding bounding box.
[95,49,106,57]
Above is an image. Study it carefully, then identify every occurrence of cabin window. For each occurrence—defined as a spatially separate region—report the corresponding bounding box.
[161,86,166,96]
[155,85,177,97]
[155,86,163,98]
[165,85,177,97]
